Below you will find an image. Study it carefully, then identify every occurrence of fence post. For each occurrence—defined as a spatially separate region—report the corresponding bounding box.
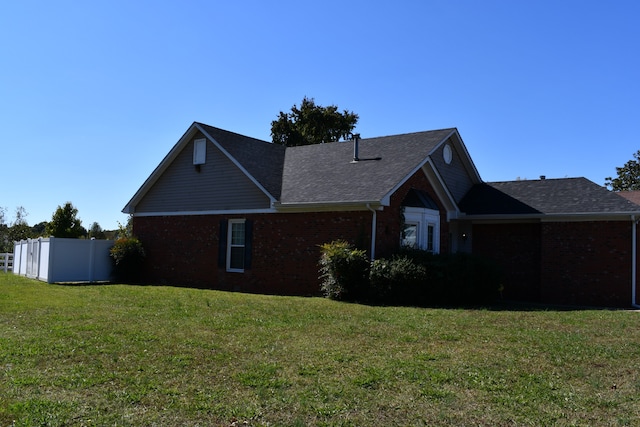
[88,238,96,282]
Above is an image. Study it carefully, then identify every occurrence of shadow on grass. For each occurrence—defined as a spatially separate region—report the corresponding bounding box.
[50,280,633,312]
[360,298,632,312]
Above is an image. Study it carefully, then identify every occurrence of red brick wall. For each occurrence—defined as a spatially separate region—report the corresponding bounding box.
[540,221,633,307]
[472,222,542,302]
[134,211,373,295]
[471,220,638,307]
[132,168,450,295]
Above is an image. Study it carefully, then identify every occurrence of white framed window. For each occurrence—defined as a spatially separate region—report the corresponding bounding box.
[401,222,419,248]
[402,207,440,253]
[193,138,206,165]
[426,224,435,252]
[227,219,246,272]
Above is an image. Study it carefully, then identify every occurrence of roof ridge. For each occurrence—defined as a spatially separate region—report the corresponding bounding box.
[196,122,271,145]
[361,127,457,140]
[489,177,588,184]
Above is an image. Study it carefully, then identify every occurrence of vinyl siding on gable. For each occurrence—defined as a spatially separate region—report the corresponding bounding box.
[430,138,475,203]
[135,136,271,213]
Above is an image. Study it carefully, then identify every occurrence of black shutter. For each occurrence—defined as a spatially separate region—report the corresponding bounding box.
[244,219,253,270]
[218,219,228,268]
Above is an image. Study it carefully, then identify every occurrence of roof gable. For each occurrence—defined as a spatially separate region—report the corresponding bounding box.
[123,122,284,214]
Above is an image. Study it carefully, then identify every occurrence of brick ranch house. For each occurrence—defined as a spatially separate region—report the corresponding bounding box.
[123,122,640,308]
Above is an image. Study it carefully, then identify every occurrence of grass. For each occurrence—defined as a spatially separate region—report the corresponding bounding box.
[1,272,639,426]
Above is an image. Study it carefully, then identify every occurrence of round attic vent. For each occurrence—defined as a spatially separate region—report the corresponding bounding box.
[443,144,453,164]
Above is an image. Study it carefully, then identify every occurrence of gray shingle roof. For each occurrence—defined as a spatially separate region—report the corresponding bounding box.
[195,124,455,205]
[279,129,455,204]
[459,177,640,216]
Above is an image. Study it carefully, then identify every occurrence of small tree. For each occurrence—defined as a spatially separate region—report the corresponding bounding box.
[110,215,145,282]
[0,206,35,251]
[116,215,134,239]
[6,206,34,247]
[605,150,640,191]
[88,222,106,239]
[0,207,8,253]
[271,97,359,147]
[46,202,86,238]
[31,221,48,236]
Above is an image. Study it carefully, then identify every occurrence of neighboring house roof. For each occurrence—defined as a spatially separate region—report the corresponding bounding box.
[459,177,640,218]
[616,190,640,207]
[279,129,458,205]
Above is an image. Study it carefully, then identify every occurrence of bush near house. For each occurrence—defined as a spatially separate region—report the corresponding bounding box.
[391,248,502,305]
[369,255,428,304]
[109,237,145,283]
[320,241,502,306]
[318,240,370,301]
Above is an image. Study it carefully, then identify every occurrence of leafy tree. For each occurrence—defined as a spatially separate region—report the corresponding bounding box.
[0,207,8,252]
[0,206,34,251]
[88,222,106,239]
[271,96,359,146]
[46,202,86,238]
[116,215,134,239]
[31,221,48,236]
[8,207,32,244]
[605,150,640,191]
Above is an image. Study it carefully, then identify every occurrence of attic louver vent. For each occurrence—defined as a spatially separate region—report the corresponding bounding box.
[193,138,206,165]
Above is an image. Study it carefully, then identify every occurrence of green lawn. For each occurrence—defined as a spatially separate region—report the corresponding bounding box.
[1,272,639,426]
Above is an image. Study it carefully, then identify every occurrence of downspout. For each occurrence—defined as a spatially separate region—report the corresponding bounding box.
[632,216,640,309]
[366,203,377,261]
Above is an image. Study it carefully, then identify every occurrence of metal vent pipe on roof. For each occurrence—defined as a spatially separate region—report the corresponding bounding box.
[352,133,360,162]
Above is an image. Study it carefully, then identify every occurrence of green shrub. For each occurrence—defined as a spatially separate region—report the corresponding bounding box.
[368,250,502,306]
[319,241,369,301]
[369,256,428,304]
[110,237,145,283]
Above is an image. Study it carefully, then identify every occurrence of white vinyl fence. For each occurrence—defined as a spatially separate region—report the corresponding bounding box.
[1,252,13,272]
[13,237,114,283]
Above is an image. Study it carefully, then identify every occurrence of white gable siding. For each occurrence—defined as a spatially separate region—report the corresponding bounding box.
[135,137,271,213]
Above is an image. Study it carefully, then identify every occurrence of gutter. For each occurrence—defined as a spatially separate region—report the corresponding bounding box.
[632,216,640,309]
[460,211,640,222]
[273,200,383,212]
[366,203,377,261]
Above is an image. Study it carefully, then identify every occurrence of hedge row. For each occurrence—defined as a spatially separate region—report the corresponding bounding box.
[319,241,502,306]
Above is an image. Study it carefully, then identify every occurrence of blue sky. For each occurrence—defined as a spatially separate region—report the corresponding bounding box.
[1,1,638,230]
